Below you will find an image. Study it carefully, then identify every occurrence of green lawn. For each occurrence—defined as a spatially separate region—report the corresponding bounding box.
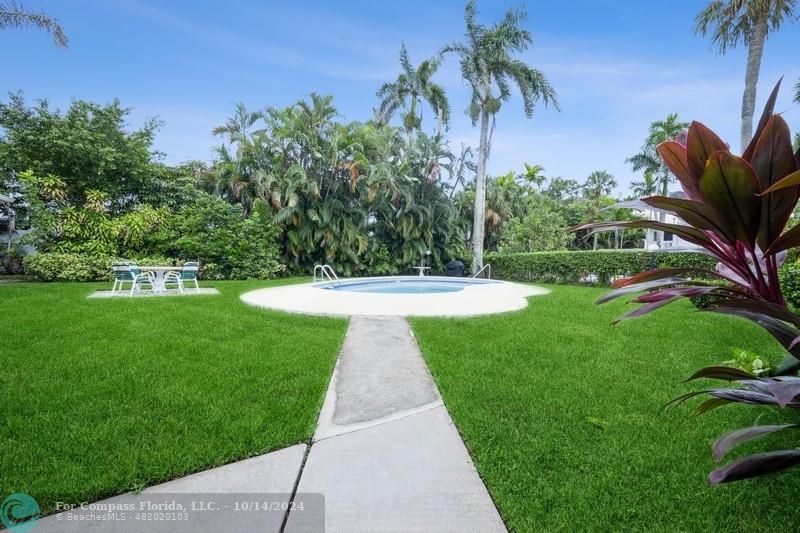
[1,279,347,513]
[411,285,799,533]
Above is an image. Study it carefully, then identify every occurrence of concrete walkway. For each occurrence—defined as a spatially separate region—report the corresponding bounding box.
[286,316,507,533]
[34,445,309,532]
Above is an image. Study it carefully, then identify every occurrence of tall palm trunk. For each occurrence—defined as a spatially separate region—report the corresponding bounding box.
[657,164,669,247]
[435,111,444,139]
[740,15,768,152]
[472,106,490,273]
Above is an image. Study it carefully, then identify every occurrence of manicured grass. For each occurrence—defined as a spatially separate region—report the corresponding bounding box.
[1,279,347,513]
[411,285,798,532]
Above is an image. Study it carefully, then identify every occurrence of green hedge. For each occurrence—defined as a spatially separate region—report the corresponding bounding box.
[779,260,800,309]
[485,250,716,284]
[23,253,173,282]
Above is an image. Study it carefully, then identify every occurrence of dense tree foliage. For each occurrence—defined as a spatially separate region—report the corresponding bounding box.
[211,95,469,275]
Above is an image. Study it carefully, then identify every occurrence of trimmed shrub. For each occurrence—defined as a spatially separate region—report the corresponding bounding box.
[485,250,716,285]
[779,260,800,309]
[23,253,114,282]
[23,253,174,282]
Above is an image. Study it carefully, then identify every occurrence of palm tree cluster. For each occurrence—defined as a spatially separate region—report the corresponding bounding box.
[209,95,471,275]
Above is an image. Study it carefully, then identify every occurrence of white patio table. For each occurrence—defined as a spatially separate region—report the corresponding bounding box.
[137,265,180,293]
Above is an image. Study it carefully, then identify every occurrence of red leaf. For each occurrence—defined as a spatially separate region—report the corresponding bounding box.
[634,286,713,303]
[760,169,800,195]
[642,195,736,245]
[687,122,729,180]
[612,267,716,288]
[713,424,797,462]
[742,79,782,162]
[657,141,700,200]
[612,296,680,323]
[699,152,760,247]
[767,224,800,254]
[709,449,800,484]
[684,366,756,382]
[751,115,799,250]
[572,220,717,249]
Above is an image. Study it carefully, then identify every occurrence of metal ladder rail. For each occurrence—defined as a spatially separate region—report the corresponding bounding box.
[313,264,340,285]
[472,263,492,279]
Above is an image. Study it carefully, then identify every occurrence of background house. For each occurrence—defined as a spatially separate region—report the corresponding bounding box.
[640,191,702,251]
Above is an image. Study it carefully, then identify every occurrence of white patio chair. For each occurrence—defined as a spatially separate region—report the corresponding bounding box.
[111,263,136,295]
[128,265,156,296]
[164,261,200,293]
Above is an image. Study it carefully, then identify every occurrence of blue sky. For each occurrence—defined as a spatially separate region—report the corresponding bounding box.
[4,0,800,194]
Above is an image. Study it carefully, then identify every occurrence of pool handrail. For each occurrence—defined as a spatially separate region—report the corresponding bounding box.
[313,264,340,285]
[472,263,492,279]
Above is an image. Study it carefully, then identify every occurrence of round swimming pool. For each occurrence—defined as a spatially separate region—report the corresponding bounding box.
[240,276,549,317]
[322,278,494,294]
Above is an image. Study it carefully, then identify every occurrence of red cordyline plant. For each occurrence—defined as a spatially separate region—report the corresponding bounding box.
[577,80,800,484]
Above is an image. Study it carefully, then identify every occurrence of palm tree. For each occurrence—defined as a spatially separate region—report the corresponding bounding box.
[444,1,558,273]
[376,44,450,139]
[794,80,800,149]
[582,171,617,250]
[627,114,688,197]
[695,0,798,151]
[630,170,658,199]
[627,113,688,246]
[0,2,67,47]
[521,163,547,188]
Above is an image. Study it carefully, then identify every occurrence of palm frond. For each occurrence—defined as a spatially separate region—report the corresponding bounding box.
[0,1,67,47]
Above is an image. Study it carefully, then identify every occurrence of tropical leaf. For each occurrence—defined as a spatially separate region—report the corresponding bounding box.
[760,169,800,194]
[712,424,798,462]
[767,224,800,254]
[657,140,700,200]
[694,397,732,416]
[709,450,800,484]
[573,219,716,248]
[596,277,703,304]
[684,366,756,382]
[641,195,736,244]
[751,115,799,250]
[612,296,681,323]
[698,151,761,247]
[742,79,783,163]
[686,121,728,180]
[633,286,715,303]
[611,267,717,289]
[764,377,800,407]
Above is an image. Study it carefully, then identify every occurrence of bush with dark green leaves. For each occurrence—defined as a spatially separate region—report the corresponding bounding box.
[171,195,285,280]
[486,250,715,284]
[779,260,800,309]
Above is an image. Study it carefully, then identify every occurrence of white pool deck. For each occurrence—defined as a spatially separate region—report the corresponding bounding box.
[240,276,548,317]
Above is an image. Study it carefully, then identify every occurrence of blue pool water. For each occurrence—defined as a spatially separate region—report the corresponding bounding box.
[322,278,491,294]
